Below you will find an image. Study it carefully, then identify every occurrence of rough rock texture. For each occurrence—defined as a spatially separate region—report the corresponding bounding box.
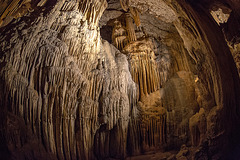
[169,1,240,159]
[0,1,138,159]
[124,38,161,99]
[189,108,207,147]
[162,71,199,148]
[209,2,232,25]
[208,1,240,78]
[0,0,240,159]
[129,0,177,23]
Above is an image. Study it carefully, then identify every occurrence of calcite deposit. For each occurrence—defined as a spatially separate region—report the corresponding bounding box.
[0,0,240,160]
[0,0,138,159]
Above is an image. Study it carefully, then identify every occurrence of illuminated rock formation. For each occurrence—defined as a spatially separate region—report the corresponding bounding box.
[138,92,167,151]
[112,19,127,50]
[129,7,140,27]
[0,0,240,160]
[123,38,160,99]
[0,0,32,27]
[125,12,137,42]
[0,0,138,159]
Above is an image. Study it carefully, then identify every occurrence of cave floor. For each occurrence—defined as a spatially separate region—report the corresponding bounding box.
[125,151,177,160]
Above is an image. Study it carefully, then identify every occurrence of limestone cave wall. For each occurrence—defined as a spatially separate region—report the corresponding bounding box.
[0,0,240,160]
[0,1,138,159]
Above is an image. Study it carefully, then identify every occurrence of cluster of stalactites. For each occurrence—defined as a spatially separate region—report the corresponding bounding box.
[119,0,140,27]
[112,13,138,50]
[79,0,107,26]
[111,0,141,50]
[130,51,161,99]
[112,20,128,50]
[127,105,167,154]
[140,106,167,150]
[0,0,50,27]
[0,0,31,27]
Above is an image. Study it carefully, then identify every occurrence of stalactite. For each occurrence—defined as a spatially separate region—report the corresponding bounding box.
[119,0,129,12]
[123,39,160,99]
[112,20,128,50]
[0,0,32,27]
[61,1,77,11]
[137,106,167,151]
[0,1,138,159]
[125,13,137,42]
[129,7,140,27]
[79,0,107,26]
[121,35,167,154]
[111,8,141,50]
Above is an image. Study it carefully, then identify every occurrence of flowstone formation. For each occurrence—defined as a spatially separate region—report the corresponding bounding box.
[1,0,240,159]
[0,0,139,159]
[123,38,161,99]
[104,0,240,159]
[109,9,171,154]
[110,6,162,99]
[108,1,202,155]
[0,0,47,27]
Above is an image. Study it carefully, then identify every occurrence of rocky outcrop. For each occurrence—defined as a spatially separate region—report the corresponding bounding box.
[161,71,198,148]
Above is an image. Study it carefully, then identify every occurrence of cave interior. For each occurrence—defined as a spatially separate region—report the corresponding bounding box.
[0,0,240,159]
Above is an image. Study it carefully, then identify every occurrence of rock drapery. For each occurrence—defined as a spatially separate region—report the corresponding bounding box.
[170,1,240,158]
[0,0,138,159]
[123,38,161,99]
[0,0,240,159]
